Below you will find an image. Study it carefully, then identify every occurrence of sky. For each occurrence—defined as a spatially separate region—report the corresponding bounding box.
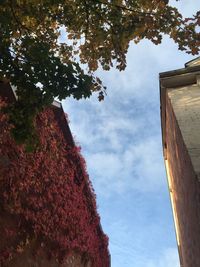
[63,1,199,266]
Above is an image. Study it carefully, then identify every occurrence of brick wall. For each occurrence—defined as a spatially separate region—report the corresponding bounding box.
[168,84,200,177]
[165,94,200,267]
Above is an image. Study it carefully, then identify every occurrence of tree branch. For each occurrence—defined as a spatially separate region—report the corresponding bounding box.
[9,0,31,33]
[92,0,155,16]
[83,0,90,38]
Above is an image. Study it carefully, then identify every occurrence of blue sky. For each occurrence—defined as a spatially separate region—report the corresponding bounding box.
[63,1,199,266]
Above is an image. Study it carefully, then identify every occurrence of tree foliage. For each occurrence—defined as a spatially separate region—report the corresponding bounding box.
[0,0,199,146]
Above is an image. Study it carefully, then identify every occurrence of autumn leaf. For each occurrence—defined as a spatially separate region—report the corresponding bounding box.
[0,0,199,144]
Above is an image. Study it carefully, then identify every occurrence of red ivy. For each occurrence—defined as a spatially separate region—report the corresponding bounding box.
[0,97,109,266]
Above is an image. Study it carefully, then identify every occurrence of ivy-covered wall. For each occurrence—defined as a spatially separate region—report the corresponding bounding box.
[0,87,109,267]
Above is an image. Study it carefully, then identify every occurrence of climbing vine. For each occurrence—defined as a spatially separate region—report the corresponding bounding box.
[0,97,109,266]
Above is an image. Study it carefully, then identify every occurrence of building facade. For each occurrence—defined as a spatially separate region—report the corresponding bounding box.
[0,82,110,267]
[160,57,200,267]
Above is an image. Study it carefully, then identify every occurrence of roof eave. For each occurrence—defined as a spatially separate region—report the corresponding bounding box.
[159,64,200,159]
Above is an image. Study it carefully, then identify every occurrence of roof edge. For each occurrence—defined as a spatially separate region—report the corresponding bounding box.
[160,64,200,79]
[159,59,200,160]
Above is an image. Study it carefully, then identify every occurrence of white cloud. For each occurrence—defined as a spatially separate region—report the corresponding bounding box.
[146,248,180,267]
[85,135,166,197]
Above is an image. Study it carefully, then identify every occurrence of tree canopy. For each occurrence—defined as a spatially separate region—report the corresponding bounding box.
[0,0,199,147]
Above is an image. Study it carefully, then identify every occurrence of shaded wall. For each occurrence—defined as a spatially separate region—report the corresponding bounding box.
[165,94,200,267]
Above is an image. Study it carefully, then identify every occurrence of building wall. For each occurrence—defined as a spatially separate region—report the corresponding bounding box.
[0,83,109,267]
[0,212,91,267]
[165,94,200,267]
[168,83,200,177]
